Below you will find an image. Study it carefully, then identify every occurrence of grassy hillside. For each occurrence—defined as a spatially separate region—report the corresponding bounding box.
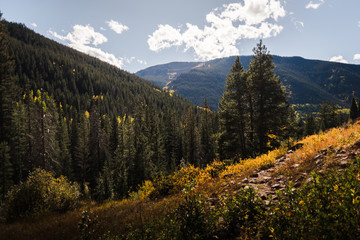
[137,56,360,111]
[2,121,360,239]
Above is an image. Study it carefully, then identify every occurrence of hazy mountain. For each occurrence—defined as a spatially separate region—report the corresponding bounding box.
[137,56,360,110]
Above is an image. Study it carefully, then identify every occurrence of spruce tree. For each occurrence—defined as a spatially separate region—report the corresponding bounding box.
[0,141,13,198]
[248,40,288,153]
[350,96,358,121]
[0,13,18,143]
[199,99,215,167]
[304,113,316,136]
[218,56,248,159]
[184,107,200,166]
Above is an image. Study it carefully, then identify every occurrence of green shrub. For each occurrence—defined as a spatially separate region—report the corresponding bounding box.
[266,162,360,239]
[220,188,265,239]
[1,168,81,221]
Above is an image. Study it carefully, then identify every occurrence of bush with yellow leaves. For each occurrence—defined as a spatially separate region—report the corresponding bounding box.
[1,169,81,222]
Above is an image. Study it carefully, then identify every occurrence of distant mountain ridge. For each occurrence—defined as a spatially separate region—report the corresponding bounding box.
[137,56,360,110]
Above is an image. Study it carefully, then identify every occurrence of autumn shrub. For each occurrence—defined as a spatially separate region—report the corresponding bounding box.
[1,168,81,221]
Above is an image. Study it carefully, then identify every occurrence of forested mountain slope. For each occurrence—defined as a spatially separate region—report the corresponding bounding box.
[6,22,193,117]
[137,56,360,110]
[1,20,211,200]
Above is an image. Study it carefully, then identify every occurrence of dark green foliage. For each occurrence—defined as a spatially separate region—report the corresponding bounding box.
[304,113,316,136]
[350,96,359,121]
[1,169,80,222]
[0,14,18,143]
[218,42,288,159]
[199,99,216,167]
[0,141,13,198]
[318,102,338,131]
[220,188,265,239]
[184,107,201,166]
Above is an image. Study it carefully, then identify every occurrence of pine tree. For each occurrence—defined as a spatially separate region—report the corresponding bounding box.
[0,141,13,198]
[248,40,288,153]
[218,56,249,160]
[184,107,200,166]
[304,113,316,136]
[57,105,72,178]
[199,99,215,167]
[350,95,358,121]
[0,13,18,143]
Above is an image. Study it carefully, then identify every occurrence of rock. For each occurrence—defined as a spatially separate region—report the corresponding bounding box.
[314,154,322,160]
[271,184,282,190]
[277,156,286,162]
[315,159,323,166]
[292,163,300,168]
[263,176,272,181]
[287,150,294,154]
[242,178,249,184]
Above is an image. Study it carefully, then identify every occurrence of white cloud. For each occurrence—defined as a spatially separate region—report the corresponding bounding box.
[148,0,286,61]
[30,22,37,28]
[329,55,348,64]
[148,24,183,51]
[106,20,129,34]
[49,24,126,68]
[306,0,325,9]
[353,54,360,61]
[358,21,360,28]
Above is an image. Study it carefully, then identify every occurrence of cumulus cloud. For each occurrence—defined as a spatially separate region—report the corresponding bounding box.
[106,20,129,34]
[30,22,37,28]
[49,24,126,68]
[306,0,325,9]
[148,0,286,60]
[329,55,348,64]
[353,54,360,61]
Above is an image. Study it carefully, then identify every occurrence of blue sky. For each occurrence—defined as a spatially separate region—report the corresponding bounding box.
[2,0,360,73]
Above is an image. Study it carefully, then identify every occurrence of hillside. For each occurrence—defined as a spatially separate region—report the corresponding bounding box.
[6,21,194,117]
[137,56,360,110]
[2,121,360,239]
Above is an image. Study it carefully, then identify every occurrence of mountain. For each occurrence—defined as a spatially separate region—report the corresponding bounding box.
[137,56,360,111]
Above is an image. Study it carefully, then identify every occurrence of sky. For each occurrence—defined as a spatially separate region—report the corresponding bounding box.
[1,0,360,73]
